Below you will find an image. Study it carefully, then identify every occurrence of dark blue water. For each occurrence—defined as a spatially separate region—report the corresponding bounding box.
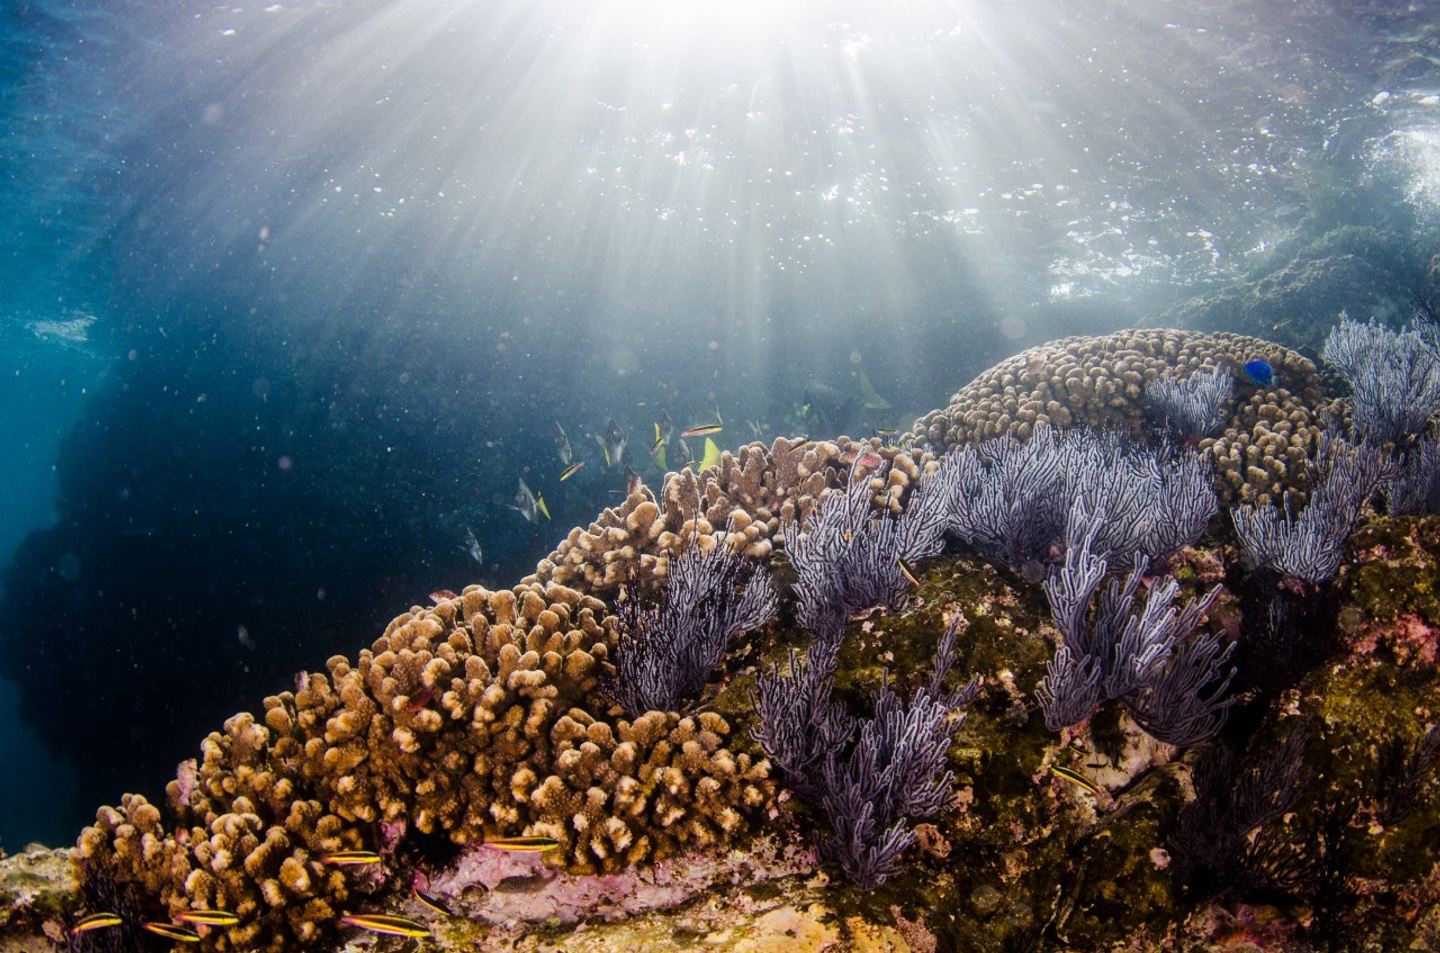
[2,0,1437,849]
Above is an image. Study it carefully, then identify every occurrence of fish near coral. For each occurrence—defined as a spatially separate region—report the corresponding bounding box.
[1243,358,1274,387]
[513,478,551,523]
[483,835,562,852]
[340,913,432,938]
[69,912,122,935]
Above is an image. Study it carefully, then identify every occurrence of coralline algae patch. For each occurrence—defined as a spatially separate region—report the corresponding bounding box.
[7,329,1439,952]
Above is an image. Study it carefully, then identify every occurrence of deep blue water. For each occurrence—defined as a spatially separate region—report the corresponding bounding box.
[1,0,1437,849]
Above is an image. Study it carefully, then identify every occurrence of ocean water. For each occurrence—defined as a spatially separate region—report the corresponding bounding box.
[0,0,1437,851]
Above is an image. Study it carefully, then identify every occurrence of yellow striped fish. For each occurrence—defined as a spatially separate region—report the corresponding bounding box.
[559,461,585,481]
[681,423,723,438]
[340,913,432,938]
[898,558,922,588]
[320,850,383,866]
[141,922,201,943]
[412,887,454,918]
[176,909,241,926]
[1051,765,1100,796]
[483,835,561,852]
[70,912,122,934]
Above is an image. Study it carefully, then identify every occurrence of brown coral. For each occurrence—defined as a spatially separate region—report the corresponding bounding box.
[911,328,1336,505]
[77,581,775,948]
[527,435,924,596]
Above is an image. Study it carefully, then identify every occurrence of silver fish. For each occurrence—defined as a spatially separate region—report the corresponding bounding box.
[553,421,572,467]
[596,418,626,469]
[460,526,483,564]
[512,478,550,524]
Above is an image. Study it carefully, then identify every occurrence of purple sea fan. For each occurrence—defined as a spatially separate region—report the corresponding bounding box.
[610,529,777,717]
[1037,504,1233,746]
[1230,435,1393,585]
[1146,366,1234,440]
[1321,317,1440,445]
[783,456,940,643]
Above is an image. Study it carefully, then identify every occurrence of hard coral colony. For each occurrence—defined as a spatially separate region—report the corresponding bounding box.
[55,326,1440,951]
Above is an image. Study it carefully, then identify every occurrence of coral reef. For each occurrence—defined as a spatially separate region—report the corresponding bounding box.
[911,328,1334,505]
[526,436,923,596]
[71,582,774,950]
[1321,317,1440,446]
[12,330,1439,953]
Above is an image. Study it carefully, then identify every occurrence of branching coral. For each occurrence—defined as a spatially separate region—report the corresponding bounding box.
[1231,435,1393,584]
[1388,431,1440,515]
[1146,366,1234,440]
[783,455,944,641]
[77,582,775,950]
[1322,317,1440,445]
[610,527,777,717]
[912,328,1333,505]
[1037,506,1233,746]
[935,424,1215,571]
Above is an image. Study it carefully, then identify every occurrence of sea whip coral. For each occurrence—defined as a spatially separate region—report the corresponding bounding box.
[1231,435,1393,584]
[935,423,1216,570]
[1037,504,1234,747]
[610,527,777,717]
[1321,317,1440,446]
[1146,366,1234,440]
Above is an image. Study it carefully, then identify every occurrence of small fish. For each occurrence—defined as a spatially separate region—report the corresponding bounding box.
[70,912,123,934]
[1242,358,1274,388]
[874,427,898,438]
[650,430,666,454]
[697,436,722,471]
[597,418,627,468]
[403,688,435,712]
[670,435,693,469]
[512,478,551,524]
[320,850,383,866]
[624,468,644,498]
[340,913,432,938]
[681,423,723,438]
[175,910,241,926]
[429,589,457,603]
[553,421,572,467]
[460,526,483,565]
[412,887,454,918]
[141,922,201,943]
[858,368,891,410]
[483,835,562,852]
[559,460,585,481]
[787,437,815,453]
[898,558,921,588]
[1051,765,1100,796]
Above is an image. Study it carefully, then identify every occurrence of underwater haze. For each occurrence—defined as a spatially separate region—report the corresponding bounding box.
[1,0,1437,849]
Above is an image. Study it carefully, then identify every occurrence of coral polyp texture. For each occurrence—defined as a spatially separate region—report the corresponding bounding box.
[73,581,774,950]
[15,329,1440,953]
[526,435,923,595]
[911,328,1334,505]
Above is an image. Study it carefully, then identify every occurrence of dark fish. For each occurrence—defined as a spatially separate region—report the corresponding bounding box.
[681,423,723,438]
[175,910,241,926]
[670,435,693,468]
[513,478,550,523]
[403,688,436,712]
[141,922,201,943]
[559,460,585,481]
[624,468,644,498]
[412,887,454,918]
[340,913,432,938]
[483,835,561,852]
[1242,358,1274,387]
[801,380,858,435]
[70,912,123,934]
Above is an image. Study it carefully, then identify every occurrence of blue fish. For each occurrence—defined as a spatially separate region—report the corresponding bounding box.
[1242,358,1274,388]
